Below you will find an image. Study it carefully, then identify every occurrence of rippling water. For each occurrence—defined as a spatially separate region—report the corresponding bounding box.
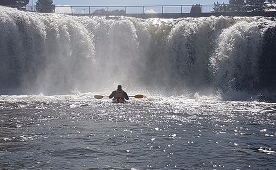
[0,95,275,170]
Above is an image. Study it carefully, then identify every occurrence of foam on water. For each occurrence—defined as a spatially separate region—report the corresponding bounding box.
[0,7,276,169]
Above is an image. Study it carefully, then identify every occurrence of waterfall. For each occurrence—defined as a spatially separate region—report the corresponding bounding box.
[1,6,276,97]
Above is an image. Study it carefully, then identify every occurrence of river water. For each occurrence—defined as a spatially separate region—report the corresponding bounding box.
[0,95,275,170]
[0,6,276,170]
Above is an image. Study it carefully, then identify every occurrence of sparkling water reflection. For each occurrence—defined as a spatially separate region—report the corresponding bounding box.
[0,95,275,169]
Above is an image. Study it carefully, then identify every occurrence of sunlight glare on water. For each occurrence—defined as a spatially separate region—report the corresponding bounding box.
[0,6,276,170]
[0,94,275,170]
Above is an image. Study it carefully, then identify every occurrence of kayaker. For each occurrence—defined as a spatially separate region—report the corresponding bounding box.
[109,85,129,103]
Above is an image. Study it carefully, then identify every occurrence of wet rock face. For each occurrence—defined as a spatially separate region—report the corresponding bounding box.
[259,27,276,91]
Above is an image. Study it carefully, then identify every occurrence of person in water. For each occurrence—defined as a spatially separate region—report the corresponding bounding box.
[109,85,129,103]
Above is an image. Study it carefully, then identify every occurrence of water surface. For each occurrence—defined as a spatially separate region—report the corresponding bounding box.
[0,95,275,170]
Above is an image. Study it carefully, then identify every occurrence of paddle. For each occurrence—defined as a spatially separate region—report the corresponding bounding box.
[129,94,144,98]
[94,95,106,99]
[94,94,145,99]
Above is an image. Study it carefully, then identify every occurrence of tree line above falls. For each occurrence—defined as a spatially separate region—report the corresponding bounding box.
[0,0,275,17]
[214,0,276,12]
[0,0,29,10]
[0,0,54,12]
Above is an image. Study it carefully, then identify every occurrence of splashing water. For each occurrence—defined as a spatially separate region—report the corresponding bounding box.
[0,7,276,170]
[0,94,275,169]
[1,7,276,97]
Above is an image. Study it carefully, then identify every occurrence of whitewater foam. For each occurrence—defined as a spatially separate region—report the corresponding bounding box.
[1,7,276,98]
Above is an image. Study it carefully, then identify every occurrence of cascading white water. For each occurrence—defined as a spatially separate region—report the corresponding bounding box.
[0,7,95,94]
[1,6,276,97]
[210,20,263,91]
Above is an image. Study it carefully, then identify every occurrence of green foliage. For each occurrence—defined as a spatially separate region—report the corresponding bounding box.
[0,0,29,8]
[92,9,126,15]
[36,0,55,13]
[214,0,272,12]
[229,0,245,5]
[190,4,202,14]
[246,0,266,4]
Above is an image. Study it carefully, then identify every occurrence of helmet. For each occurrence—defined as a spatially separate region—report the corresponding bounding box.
[117,85,122,90]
